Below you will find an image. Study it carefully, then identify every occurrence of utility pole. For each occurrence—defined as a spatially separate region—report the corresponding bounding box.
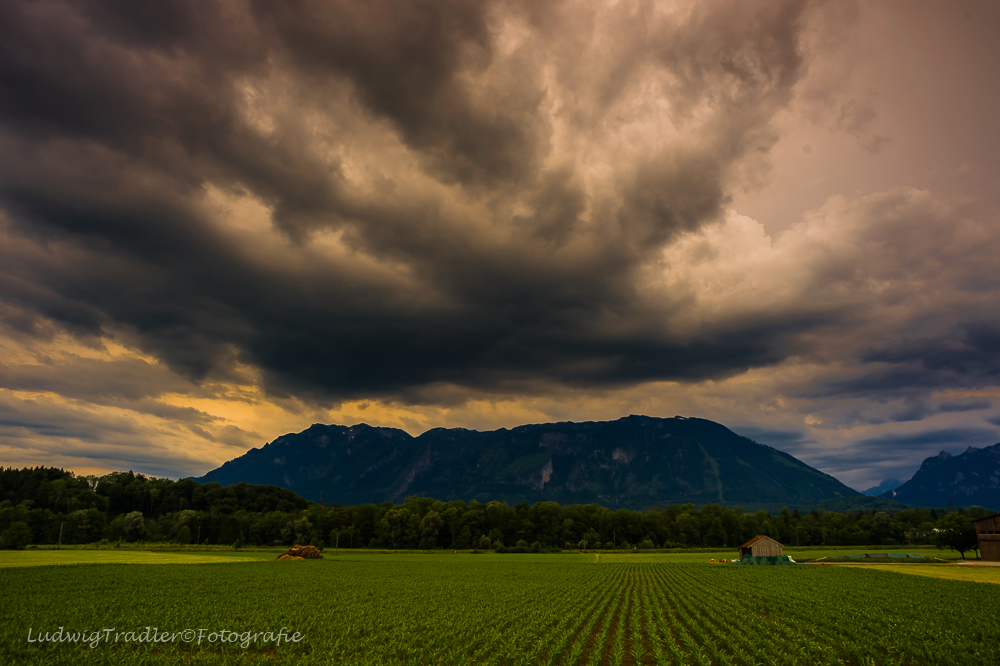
[197,525,201,545]
[57,522,63,550]
[335,530,339,555]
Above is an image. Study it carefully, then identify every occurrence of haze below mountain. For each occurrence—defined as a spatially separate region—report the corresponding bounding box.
[862,479,903,497]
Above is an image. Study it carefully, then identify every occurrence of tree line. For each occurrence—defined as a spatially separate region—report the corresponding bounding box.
[0,466,988,557]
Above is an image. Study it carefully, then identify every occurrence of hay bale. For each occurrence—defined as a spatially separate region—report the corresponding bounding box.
[277,545,323,560]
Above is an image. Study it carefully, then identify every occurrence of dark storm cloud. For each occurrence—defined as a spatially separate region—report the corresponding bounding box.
[855,428,1000,457]
[0,0,831,402]
[883,397,995,424]
[730,425,813,450]
[253,0,544,189]
[0,382,259,475]
[796,426,1000,485]
[0,393,179,451]
[0,350,256,433]
[862,323,1000,381]
[811,322,1000,398]
[848,428,1000,478]
[0,355,190,403]
[937,398,993,413]
[2,0,995,422]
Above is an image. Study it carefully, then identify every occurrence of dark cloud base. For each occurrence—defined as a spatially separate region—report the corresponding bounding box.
[0,0,823,402]
[0,0,998,469]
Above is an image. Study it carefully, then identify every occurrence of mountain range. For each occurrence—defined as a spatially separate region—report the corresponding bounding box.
[197,415,865,510]
[881,443,1000,510]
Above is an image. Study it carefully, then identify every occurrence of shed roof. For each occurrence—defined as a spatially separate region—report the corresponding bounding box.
[739,535,783,548]
[973,513,1000,524]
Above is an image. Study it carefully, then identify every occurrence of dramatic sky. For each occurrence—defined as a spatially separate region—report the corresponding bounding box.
[1,0,998,490]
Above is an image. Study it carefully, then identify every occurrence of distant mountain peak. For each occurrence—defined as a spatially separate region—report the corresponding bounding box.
[882,443,1000,509]
[196,415,860,510]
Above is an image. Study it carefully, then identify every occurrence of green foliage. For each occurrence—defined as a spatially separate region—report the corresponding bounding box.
[933,512,978,558]
[0,466,988,555]
[418,510,443,549]
[122,511,145,541]
[0,522,31,550]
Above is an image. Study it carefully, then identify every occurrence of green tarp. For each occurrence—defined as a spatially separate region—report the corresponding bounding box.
[732,555,796,565]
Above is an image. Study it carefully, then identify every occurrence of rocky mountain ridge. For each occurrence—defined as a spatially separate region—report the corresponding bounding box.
[881,443,1000,509]
[196,415,861,510]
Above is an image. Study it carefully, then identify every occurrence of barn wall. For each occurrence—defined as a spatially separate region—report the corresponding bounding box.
[976,515,1000,562]
[751,539,782,557]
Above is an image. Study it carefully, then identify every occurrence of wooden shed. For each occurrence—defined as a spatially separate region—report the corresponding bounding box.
[974,513,1000,562]
[739,535,783,559]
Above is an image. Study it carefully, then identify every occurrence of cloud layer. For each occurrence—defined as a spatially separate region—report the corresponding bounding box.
[1,0,998,487]
[0,0,816,394]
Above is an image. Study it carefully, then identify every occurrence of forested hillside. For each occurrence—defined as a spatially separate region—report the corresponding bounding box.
[198,415,859,508]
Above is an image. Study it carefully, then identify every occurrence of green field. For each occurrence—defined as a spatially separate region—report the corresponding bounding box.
[843,563,1000,585]
[2,551,999,665]
[0,549,276,567]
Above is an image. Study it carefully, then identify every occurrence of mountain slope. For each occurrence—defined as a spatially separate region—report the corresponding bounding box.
[881,444,1000,509]
[196,415,860,509]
